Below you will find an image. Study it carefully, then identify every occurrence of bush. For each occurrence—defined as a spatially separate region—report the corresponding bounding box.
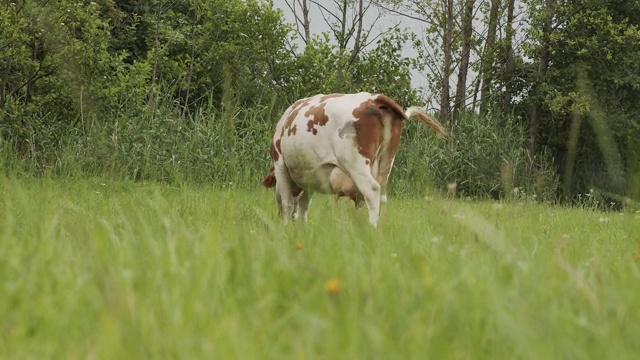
[0,89,562,203]
[391,111,560,202]
[50,91,278,186]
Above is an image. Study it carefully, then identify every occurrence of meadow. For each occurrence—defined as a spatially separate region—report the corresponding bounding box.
[0,175,638,359]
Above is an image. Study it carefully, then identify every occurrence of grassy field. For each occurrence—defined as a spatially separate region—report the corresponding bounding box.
[0,176,638,359]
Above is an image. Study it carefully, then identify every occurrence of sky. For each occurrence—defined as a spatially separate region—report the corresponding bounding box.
[270,0,430,92]
[268,1,529,109]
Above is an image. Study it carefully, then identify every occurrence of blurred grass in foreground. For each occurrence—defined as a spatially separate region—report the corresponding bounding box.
[0,176,638,359]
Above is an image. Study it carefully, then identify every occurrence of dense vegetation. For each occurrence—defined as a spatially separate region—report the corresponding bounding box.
[1,0,638,207]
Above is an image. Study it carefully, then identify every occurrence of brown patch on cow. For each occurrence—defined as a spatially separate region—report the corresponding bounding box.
[269,141,279,162]
[364,95,406,197]
[307,121,318,135]
[291,98,308,111]
[280,98,312,139]
[260,167,276,188]
[292,186,303,198]
[373,95,408,121]
[287,124,297,136]
[319,93,344,103]
[287,99,310,127]
[351,100,384,162]
[385,120,404,161]
[304,102,329,135]
[304,102,329,125]
[275,139,282,155]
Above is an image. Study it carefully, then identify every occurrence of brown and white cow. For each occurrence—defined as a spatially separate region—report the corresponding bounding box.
[260,92,448,227]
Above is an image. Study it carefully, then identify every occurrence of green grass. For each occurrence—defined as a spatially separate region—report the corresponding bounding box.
[1,176,639,359]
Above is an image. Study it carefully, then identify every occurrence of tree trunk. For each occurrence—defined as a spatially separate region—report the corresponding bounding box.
[440,0,454,124]
[453,0,475,128]
[339,0,348,51]
[479,0,501,116]
[348,0,364,67]
[472,75,481,112]
[284,0,311,44]
[151,0,162,86]
[527,0,553,155]
[501,0,516,114]
[302,0,310,44]
[181,21,197,119]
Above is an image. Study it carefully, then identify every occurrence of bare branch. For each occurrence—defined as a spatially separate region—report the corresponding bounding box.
[292,0,311,44]
[370,0,436,27]
[362,15,391,48]
[283,0,307,44]
[309,0,342,23]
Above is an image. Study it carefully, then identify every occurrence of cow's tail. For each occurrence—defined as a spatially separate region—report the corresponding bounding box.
[260,166,277,188]
[405,107,450,139]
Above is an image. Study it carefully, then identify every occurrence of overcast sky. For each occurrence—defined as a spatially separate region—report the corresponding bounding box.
[270,1,533,110]
[271,0,430,92]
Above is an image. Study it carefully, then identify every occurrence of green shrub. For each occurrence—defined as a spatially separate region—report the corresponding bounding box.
[47,90,277,186]
[0,93,562,202]
[392,111,560,203]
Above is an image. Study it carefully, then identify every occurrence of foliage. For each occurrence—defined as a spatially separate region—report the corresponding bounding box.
[393,110,560,202]
[1,0,638,205]
[46,89,276,185]
[0,0,429,193]
[288,28,421,106]
[353,28,422,107]
[0,1,150,154]
[522,0,640,201]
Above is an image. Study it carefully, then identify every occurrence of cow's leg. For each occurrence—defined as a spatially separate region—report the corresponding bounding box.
[376,156,395,204]
[291,187,304,220]
[347,166,382,227]
[296,191,313,223]
[377,119,403,204]
[276,191,283,216]
[274,164,295,223]
[291,194,299,220]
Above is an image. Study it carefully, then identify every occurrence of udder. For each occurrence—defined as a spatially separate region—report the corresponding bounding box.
[329,167,364,208]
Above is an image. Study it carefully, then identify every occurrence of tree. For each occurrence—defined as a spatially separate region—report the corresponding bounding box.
[453,0,475,127]
[500,0,516,113]
[283,0,311,45]
[0,0,148,152]
[526,0,552,156]
[523,0,640,200]
[479,0,501,116]
[279,1,419,103]
[440,0,453,123]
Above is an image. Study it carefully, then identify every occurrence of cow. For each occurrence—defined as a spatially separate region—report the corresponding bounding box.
[260,92,449,227]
